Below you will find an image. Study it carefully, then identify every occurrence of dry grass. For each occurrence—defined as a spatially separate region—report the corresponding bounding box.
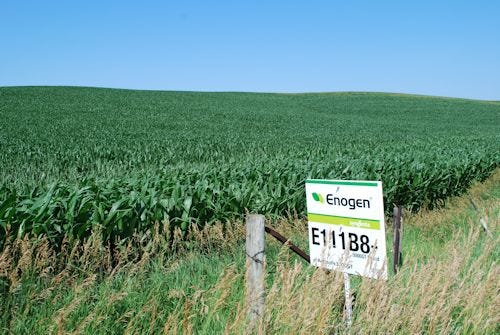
[0,170,498,334]
[155,225,498,334]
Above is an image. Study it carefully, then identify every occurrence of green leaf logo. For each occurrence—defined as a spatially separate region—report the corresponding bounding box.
[312,192,324,203]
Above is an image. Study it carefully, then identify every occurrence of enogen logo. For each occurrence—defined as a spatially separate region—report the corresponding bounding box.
[312,192,325,203]
[313,192,371,210]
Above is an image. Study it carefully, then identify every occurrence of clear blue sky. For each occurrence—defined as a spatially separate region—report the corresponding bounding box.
[1,1,499,100]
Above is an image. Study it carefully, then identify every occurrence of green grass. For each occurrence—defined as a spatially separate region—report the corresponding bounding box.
[1,87,499,244]
[1,170,498,334]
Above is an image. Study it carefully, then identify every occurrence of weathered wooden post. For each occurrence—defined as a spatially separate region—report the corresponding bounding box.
[393,205,403,274]
[245,214,265,324]
[469,199,492,237]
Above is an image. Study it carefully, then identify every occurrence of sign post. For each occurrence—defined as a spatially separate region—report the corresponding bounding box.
[343,272,353,325]
[305,179,388,323]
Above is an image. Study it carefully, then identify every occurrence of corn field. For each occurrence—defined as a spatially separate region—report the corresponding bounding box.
[1,87,499,245]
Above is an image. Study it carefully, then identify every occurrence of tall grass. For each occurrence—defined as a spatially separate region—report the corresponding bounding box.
[0,171,498,334]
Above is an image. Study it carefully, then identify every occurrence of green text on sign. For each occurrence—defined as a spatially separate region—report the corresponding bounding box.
[308,213,380,230]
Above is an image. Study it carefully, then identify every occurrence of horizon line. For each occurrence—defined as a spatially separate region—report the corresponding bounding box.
[1,85,499,103]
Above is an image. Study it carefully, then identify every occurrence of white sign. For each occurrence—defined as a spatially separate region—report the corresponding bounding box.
[306,179,387,280]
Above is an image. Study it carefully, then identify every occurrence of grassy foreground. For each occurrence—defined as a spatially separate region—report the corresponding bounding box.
[0,170,498,334]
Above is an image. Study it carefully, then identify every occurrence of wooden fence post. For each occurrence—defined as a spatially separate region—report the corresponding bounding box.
[393,205,403,274]
[246,214,265,324]
[469,199,492,237]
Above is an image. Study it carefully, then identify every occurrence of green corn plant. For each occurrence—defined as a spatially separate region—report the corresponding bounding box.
[0,87,498,245]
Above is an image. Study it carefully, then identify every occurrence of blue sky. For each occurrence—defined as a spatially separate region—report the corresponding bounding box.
[1,1,499,100]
